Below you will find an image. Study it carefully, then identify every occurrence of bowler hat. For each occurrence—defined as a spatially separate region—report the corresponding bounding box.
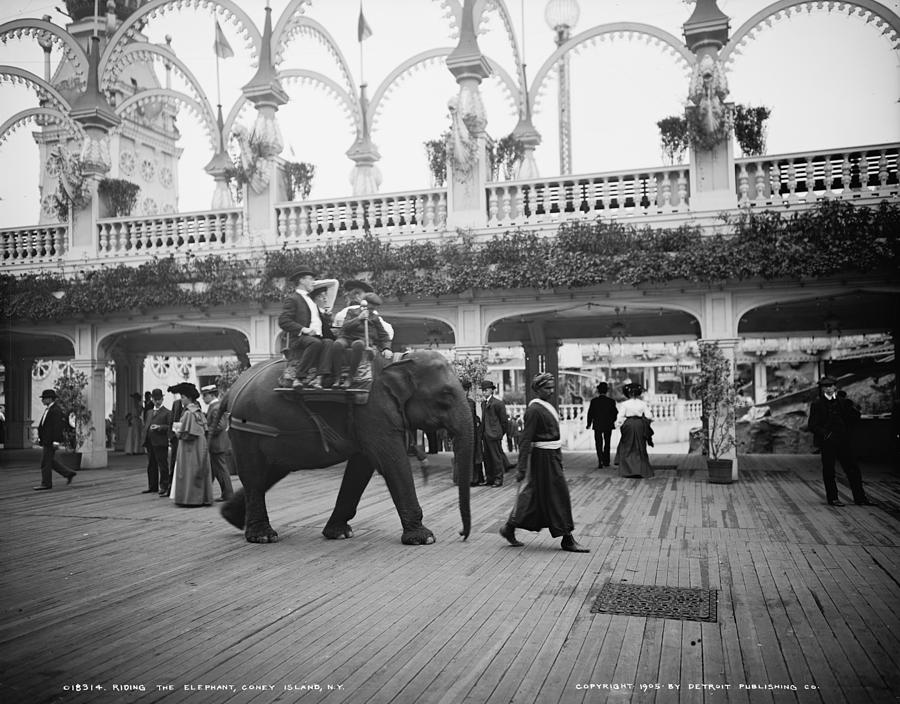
[480,380,496,390]
[40,389,57,400]
[363,292,383,307]
[818,376,838,386]
[343,279,373,293]
[287,267,317,282]
[150,388,163,399]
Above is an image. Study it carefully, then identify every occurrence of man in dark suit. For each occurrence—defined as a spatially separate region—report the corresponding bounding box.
[480,379,510,487]
[807,376,871,507]
[586,382,618,468]
[142,388,171,496]
[279,267,326,389]
[34,388,77,490]
[201,384,234,502]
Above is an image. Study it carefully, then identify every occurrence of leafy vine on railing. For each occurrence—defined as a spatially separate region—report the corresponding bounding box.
[2,200,897,321]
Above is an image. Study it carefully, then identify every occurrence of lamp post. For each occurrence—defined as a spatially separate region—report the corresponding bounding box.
[544,0,579,175]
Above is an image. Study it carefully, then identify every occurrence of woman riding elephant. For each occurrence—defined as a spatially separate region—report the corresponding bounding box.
[220,350,473,545]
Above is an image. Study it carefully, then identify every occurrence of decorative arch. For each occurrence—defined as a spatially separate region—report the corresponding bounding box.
[721,0,900,66]
[0,107,83,148]
[102,43,213,113]
[0,18,89,83]
[0,65,71,113]
[115,88,217,150]
[367,49,520,133]
[277,68,358,133]
[100,0,262,81]
[272,15,355,101]
[527,22,694,117]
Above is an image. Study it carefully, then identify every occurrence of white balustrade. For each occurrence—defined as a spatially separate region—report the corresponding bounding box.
[276,188,448,245]
[735,143,898,208]
[96,208,243,257]
[485,165,690,228]
[0,224,68,263]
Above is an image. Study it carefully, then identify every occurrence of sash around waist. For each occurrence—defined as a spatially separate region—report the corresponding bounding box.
[533,440,562,450]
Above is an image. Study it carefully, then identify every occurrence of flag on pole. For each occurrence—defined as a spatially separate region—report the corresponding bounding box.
[214,19,234,59]
[357,3,373,42]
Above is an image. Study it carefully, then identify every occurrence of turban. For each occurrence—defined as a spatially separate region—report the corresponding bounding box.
[530,373,555,391]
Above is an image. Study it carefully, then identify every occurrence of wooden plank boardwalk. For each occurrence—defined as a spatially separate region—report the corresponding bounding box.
[0,448,898,704]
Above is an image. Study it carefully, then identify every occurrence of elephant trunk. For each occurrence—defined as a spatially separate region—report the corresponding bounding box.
[449,403,473,540]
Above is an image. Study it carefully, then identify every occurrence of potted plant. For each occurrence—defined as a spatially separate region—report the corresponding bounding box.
[490,134,525,181]
[656,115,688,165]
[98,177,140,217]
[284,161,316,201]
[733,104,772,157]
[52,367,94,469]
[424,132,449,187]
[695,341,737,483]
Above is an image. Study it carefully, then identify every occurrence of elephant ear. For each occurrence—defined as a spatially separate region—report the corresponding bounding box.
[379,358,416,429]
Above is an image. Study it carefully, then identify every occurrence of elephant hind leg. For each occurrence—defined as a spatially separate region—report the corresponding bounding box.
[221,488,246,530]
[323,453,375,540]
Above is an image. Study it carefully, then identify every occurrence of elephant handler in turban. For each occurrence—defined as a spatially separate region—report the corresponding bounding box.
[499,373,589,553]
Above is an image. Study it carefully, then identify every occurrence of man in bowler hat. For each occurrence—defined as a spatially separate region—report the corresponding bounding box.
[807,376,872,507]
[586,382,618,468]
[34,389,77,490]
[279,267,327,389]
[142,388,171,496]
[480,379,510,487]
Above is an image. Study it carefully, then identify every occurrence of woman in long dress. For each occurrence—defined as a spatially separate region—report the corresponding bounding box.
[123,392,143,455]
[614,383,654,478]
[168,383,213,507]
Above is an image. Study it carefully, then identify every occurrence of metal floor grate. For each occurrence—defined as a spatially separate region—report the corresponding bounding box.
[590,582,718,622]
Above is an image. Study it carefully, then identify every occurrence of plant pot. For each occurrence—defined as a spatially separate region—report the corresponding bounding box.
[707,458,733,484]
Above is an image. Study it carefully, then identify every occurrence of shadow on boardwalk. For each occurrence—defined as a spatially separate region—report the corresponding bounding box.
[0,449,898,704]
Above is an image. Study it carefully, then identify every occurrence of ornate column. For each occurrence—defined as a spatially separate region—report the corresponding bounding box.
[113,353,145,452]
[683,0,736,212]
[69,34,119,258]
[2,356,35,449]
[247,314,279,366]
[545,0,580,175]
[445,0,491,229]
[241,6,289,247]
[752,360,767,404]
[346,84,382,195]
[69,324,107,467]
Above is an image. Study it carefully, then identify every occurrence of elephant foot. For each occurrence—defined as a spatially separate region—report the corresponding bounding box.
[245,523,279,543]
[322,523,354,540]
[220,495,246,530]
[401,527,435,545]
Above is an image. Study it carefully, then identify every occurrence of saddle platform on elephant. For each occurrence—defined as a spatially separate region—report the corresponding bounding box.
[273,387,369,405]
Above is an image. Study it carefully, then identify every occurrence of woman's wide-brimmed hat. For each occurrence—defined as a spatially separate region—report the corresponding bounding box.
[343,279,373,293]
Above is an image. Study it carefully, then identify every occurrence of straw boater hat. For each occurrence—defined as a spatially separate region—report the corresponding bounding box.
[200,384,218,396]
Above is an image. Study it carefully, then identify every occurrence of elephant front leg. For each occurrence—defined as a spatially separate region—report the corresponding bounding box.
[323,453,375,539]
[380,451,434,545]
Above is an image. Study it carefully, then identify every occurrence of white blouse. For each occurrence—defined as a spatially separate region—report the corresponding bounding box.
[615,398,653,427]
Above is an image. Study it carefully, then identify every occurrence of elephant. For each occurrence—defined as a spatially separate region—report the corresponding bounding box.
[218,350,473,545]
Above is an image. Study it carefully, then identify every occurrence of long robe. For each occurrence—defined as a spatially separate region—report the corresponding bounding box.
[616,417,654,478]
[508,399,575,538]
[169,403,213,506]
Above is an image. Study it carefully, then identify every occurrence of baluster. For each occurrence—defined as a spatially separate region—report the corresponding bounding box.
[858,151,870,194]
[501,186,512,223]
[804,157,816,201]
[437,193,447,228]
[769,162,782,204]
[822,157,834,198]
[97,223,108,255]
[738,163,750,206]
[511,185,523,221]
[645,175,658,213]
[488,187,499,225]
[841,153,853,198]
[785,161,798,202]
[677,171,688,211]
[661,173,672,210]
[877,150,890,195]
[353,200,363,231]
[285,206,296,241]
[753,161,766,205]
[424,194,435,229]
[297,205,309,240]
